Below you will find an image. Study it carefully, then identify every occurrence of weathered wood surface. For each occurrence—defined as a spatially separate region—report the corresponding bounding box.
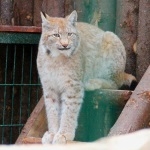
[4,129,150,150]
[21,137,82,144]
[13,0,34,26]
[15,97,46,144]
[0,0,13,25]
[16,90,131,144]
[136,0,150,81]
[0,25,41,33]
[33,0,43,26]
[42,0,65,17]
[109,65,150,136]
[115,0,139,76]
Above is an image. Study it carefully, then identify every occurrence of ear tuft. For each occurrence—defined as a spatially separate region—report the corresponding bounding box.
[41,12,48,23]
[41,11,51,29]
[67,10,77,26]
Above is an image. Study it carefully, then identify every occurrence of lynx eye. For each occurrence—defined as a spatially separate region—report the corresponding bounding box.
[53,34,60,37]
[68,33,73,36]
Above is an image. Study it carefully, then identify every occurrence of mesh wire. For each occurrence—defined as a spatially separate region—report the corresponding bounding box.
[0,44,42,144]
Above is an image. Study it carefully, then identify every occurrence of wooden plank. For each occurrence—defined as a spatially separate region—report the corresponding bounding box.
[115,0,139,76]
[0,25,41,33]
[21,137,83,144]
[109,65,150,136]
[136,0,150,81]
[16,97,46,144]
[16,90,131,144]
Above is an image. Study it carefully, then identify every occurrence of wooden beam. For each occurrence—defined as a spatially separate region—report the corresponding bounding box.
[109,65,150,136]
[0,25,41,33]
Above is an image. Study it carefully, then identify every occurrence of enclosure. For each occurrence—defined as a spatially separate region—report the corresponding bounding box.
[0,0,150,144]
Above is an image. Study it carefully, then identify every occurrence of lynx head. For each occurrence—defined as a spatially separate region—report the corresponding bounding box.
[40,10,80,57]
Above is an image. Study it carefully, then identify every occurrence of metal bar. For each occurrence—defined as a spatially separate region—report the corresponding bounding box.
[36,79,41,103]
[2,46,8,144]
[10,45,17,143]
[27,46,33,116]
[19,46,25,133]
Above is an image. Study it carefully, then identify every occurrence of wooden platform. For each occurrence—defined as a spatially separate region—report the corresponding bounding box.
[15,89,132,144]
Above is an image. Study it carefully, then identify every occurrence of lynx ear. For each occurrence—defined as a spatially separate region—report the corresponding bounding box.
[41,11,50,27]
[67,10,77,26]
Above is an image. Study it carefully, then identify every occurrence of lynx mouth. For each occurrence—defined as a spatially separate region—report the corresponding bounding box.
[58,47,70,51]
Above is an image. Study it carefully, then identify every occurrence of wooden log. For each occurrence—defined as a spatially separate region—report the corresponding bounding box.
[33,0,43,26]
[115,0,139,76]
[0,0,13,25]
[16,90,131,144]
[13,0,34,26]
[42,0,65,17]
[136,0,150,81]
[64,0,74,16]
[108,65,150,136]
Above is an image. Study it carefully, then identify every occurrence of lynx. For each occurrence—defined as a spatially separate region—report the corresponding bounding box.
[37,10,136,144]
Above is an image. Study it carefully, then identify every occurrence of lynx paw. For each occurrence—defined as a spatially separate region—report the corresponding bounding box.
[52,133,67,144]
[52,132,74,144]
[42,131,55,144]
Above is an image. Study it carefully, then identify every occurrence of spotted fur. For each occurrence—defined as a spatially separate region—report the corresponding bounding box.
[37,10,136,144]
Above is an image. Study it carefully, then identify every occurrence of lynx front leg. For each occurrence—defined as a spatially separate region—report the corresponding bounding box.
[52,86,84,144]
[42,90,60,144]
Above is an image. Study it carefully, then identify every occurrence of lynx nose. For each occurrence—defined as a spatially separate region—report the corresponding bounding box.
[62,43,68,48]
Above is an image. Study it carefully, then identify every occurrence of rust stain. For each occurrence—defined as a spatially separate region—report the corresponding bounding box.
[137,91,150,101]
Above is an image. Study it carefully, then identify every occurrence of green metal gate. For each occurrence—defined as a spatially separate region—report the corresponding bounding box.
[0,31,42,144]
